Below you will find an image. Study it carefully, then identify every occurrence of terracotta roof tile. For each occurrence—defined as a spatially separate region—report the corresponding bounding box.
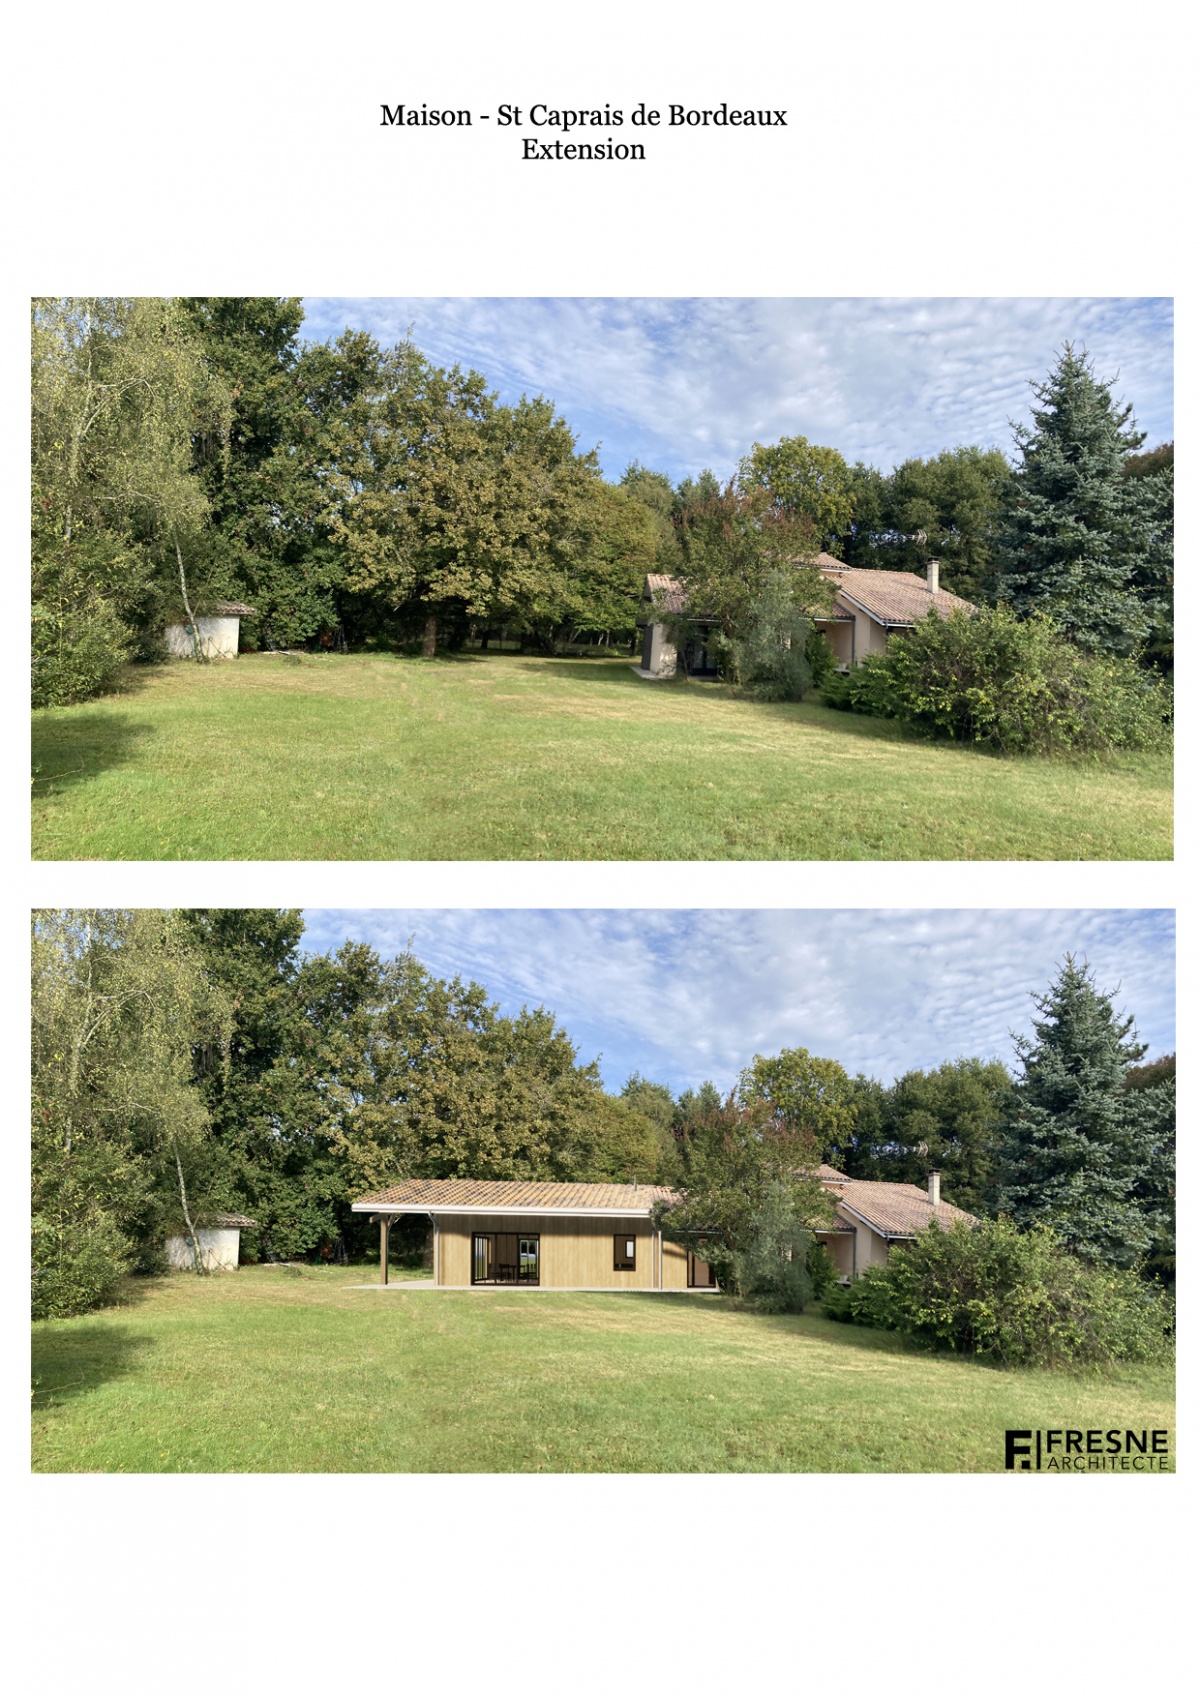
[643,574,688,615]
[822,567,975,626]
[352,1179,678,1213]
[832,1180,976,1238]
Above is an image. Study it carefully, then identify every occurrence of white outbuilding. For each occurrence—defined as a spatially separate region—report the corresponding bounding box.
[164,600,258,660]
[165,1212,257,1272]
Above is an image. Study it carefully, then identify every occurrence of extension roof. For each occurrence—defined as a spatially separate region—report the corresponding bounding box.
[351,1179,679,1217]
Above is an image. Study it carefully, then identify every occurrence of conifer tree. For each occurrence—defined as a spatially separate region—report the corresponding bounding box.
[994,956,1174,1269]
[993,344,1172,656]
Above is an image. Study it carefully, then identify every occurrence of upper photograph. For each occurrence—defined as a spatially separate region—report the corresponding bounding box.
[30,296,1173,862]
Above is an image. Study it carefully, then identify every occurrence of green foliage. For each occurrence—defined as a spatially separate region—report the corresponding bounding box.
[737,1045,855,1163]
[31,911,231,1318]
[723,1183,816,1312]
[738,434,855,551]
[723,570,815,699]
[652,1095,833,1289]
[180,300,371,649]
[663,481,833,677]
[838,605,1171,755]
[840,1058,1011,1216]
[31,298,233,702]
[331,342,609,652]
[994,957,1175,1273]
[993,344,1172,657]
[32,538,138,706]
[829,1218,1173,1369]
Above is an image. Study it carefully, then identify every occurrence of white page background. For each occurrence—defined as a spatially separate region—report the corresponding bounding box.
[9,1,1189,1687]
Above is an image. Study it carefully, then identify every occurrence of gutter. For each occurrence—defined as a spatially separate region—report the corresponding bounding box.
[351,1202,660,1221]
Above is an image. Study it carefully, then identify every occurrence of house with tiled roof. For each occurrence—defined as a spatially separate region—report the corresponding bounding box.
[352,1179,716,1289]
[635,557,975,679]
[351,1170,974,1290]
[812,1167,977,1281]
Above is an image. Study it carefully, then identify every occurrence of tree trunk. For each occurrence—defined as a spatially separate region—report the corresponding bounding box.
[175,533,203,661]
[173,1140,205,1274]
[422,615,437,658]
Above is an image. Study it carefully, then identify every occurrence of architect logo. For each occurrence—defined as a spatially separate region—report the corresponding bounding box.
[1004,1430,1171,1472]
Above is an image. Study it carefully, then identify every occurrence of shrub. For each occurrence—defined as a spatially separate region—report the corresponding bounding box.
[723,570,815,700]
[839,606,1171,756]
[31,1205,132,1320]
[724,1182,816,1312]
[827,1217,1173,1368]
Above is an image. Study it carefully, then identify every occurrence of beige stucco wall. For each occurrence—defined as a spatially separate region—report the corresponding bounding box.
[165,616,241,659]
[835,1205,893,1270]
[436,1213,660,1288]
[641,621,678,677]
[853,610,891,659]
[816,1229,855,1280]
[165,1227,241,1271]
[816,619,854,667]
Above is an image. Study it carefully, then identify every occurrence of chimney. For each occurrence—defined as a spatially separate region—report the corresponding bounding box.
[928,1171,941,1208]
[926,559,939,596]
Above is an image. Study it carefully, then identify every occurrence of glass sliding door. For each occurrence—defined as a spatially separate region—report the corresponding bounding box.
[471,1232,539,1284]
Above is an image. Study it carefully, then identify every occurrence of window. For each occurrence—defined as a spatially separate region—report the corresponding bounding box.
[614,1234,637,1271]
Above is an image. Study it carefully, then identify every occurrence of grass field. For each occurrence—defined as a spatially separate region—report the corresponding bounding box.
[30,652,1172,859]
[30,1266,1175,1473]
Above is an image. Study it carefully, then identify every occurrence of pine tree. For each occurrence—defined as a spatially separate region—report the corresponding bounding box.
[993,344,1172,655]
[994,956,1173,1269]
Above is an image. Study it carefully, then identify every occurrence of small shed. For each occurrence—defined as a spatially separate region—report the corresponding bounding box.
[165,600,258,660]
[165,1212,257,1272]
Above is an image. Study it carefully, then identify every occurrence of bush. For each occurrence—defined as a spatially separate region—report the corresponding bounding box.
[32,573,133,708]
[723,571,815,700]
[31,1205,132,1320]
[826,1217,1173,1368]
[724,1183,815,1312]
[839,606,1171,756]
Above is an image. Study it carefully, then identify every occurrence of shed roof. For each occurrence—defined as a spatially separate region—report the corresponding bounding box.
[643,574,689,615]
[212,600,258,617]
[212,1212,257,1229]
[352,1178,678,1215]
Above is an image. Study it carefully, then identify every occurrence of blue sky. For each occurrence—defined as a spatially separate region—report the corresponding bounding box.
[300,297,1173,484]
[299,909,1175,1097]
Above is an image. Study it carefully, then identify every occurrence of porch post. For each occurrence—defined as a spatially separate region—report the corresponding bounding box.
[380,1216,390,1285]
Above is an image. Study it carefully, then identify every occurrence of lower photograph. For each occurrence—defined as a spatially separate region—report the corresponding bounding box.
[31,905,1175,1474]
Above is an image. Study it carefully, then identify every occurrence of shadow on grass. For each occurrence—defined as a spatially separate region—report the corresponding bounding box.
[32,711,152,797]
[31,1323,152,1411]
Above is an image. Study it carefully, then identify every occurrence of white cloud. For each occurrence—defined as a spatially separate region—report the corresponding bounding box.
[299,908,1175,1095]
[300,296,1173,481]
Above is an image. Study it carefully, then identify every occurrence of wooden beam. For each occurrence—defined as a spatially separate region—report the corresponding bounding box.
[379,1216,391,1285]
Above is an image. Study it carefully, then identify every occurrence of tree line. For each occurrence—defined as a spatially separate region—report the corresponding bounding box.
[32,910,1175,1319]
[32,300,1173,708]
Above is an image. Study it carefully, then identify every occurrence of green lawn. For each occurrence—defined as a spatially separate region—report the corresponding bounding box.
[31,1266,1175,1473]
[31,652,1172,859]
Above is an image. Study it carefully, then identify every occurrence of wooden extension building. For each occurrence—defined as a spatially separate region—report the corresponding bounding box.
[351,1179,718,1291]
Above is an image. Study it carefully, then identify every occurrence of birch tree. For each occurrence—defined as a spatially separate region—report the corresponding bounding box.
[31,299,231,702]
[31,911,231,1317]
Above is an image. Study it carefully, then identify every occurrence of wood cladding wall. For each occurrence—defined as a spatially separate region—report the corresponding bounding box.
[437,1213,660,1288]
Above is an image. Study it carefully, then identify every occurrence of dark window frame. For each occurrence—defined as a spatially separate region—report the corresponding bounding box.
[614,1233,637,1271]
